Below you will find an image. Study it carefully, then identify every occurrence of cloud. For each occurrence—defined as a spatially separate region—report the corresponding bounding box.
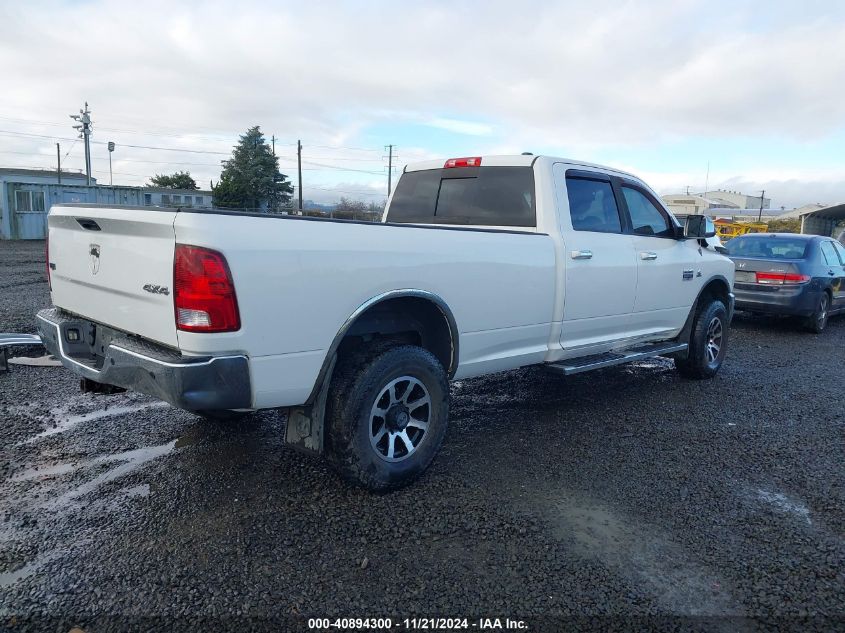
[0,0,843,204]
[427,118,493,136]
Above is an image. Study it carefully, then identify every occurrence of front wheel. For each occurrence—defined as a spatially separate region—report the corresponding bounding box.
[675,299,728,379]
[326,345,449,491]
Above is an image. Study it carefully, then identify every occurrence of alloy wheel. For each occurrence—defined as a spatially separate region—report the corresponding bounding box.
[705,316,723,365]
[369,376,431,462]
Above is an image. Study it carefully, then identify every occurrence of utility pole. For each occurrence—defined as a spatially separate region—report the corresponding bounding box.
[56,143,61,184]
[271,135,275,156]
[70,102,92,186]
[297,140,303,214]
[758,189,766,222]
[386,144,394,197]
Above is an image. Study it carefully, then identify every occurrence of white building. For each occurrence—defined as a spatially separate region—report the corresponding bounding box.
[663,189,771,217]
[142,187,212,208]
[700,189,771,210]
[661,194,734,216]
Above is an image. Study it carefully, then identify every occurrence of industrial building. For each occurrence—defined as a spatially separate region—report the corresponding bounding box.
[0,168,211,239]
[662,189,771,216]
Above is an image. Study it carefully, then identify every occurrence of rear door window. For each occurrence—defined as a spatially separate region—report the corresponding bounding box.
[820,241,840,266]
[565,177,622,233]
[387,167,535,227]
[833,241,845,264]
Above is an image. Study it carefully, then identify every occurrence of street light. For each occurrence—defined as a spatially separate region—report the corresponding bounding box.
[107,142,115,186]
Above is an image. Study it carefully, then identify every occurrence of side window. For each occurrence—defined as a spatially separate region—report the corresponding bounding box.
[833,241,845,265]
[15,191,31,212]
[565,177,622,233]
[820,241,840,266]
[622,186,674,237]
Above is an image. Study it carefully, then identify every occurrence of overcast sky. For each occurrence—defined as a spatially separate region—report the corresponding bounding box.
[1,0,844,207]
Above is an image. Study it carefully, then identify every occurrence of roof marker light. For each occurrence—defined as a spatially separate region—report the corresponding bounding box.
[444,157,482,168]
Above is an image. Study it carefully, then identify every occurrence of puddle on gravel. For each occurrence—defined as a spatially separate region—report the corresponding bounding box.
[537,495,744,617]
[0,550,61,588]
[122,483,150,498]
[174,423,203,448]
[23,401,170,444]
[11,462,78,481]
[42,440,177,510]
[755,489,812,525]
[10,422,201,510]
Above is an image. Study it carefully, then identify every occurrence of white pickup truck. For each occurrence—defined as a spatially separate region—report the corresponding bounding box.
[38,154,734,490]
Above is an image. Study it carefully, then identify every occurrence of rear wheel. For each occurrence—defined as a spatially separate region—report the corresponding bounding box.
[675,299,728,379]
[326,345,449,491]
[804,292,830,333]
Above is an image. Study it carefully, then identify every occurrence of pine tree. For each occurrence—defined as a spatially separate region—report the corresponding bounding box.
[213,126,293,211]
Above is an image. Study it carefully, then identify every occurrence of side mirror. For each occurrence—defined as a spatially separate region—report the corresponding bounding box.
[684,215,716,239]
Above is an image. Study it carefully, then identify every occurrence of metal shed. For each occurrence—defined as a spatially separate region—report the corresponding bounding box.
[799,203,845,240]
[1,178,142,240]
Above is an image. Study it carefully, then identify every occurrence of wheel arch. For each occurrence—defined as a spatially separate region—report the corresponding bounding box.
[696,275,733,309]
[306,289,459,405]
[676,275,734,356]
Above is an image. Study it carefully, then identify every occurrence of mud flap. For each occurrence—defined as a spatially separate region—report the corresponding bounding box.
[284,355,335,457]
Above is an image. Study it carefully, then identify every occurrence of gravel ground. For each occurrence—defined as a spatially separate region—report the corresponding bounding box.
[1,240,843,631]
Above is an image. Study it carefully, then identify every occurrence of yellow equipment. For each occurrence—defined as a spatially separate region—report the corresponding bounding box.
[714,219,768,240]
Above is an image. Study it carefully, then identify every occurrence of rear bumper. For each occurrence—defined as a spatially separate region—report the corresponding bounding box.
[36,308,252,411]
[733,283,819,317]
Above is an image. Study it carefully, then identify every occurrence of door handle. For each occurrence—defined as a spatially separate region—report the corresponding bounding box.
[828,270,835,276]
[571,250,593,260]
[640,251,658,260]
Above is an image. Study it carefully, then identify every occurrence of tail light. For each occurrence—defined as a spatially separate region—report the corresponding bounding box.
[755,272,811,285]
[173,245,240,332]
[444,157,482,168]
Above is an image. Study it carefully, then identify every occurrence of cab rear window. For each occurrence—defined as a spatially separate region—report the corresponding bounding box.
[387,167,535,227]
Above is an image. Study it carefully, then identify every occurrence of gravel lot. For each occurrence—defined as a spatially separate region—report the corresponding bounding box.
[1,240,843,631]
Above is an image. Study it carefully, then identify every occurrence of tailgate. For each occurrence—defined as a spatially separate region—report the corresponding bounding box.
[47,205,179,347]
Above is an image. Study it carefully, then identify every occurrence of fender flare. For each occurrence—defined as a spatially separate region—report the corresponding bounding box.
[676,275,735,356]
[305,288,459,405]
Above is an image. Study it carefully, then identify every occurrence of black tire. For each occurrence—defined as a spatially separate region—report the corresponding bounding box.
[804,292,830,333]
[675,299,728,379]
[325,345,449,491]
[195,409,252,422]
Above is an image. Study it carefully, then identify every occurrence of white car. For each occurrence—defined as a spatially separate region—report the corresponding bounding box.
[38,154,734,490]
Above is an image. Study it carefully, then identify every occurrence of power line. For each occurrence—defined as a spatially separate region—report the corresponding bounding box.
[0,129,232,155]
[301,159,387,176]
[0,113,384,152]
